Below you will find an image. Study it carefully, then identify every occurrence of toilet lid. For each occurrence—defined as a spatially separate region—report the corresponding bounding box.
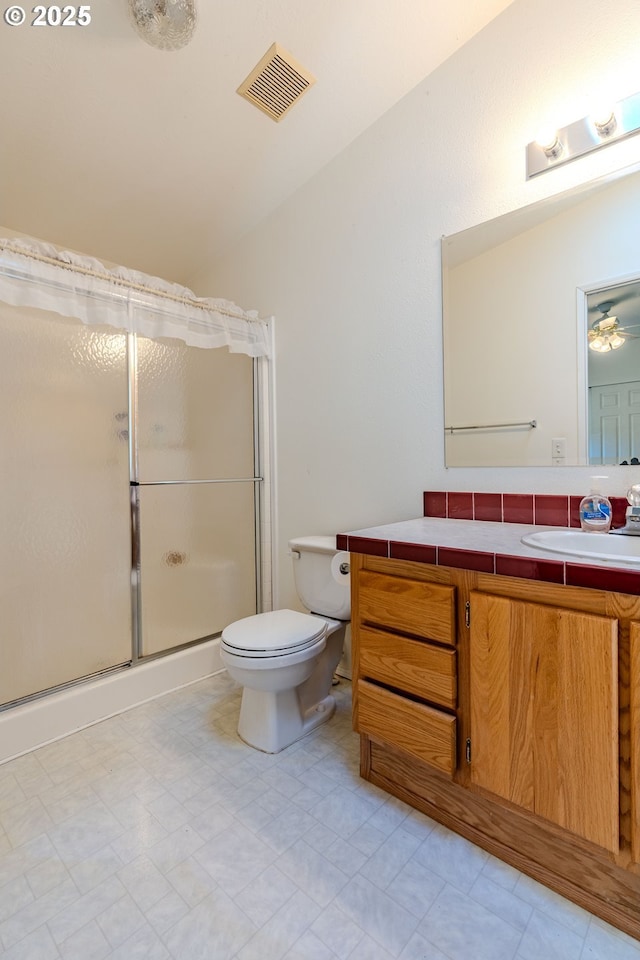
[221,609,327,655]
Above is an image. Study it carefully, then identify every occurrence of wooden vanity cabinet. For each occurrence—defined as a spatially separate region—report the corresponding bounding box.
[353,567,458,775]
[631,622,640,864]
[351,552,640,940]
[469,591,619,853]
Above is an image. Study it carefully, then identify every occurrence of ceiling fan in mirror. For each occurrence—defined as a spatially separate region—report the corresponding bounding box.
[588,298,640,352]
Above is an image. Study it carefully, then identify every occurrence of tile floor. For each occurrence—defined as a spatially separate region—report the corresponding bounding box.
[0,673,639,960]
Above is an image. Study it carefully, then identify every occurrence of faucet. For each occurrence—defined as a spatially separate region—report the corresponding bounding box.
[611,483,640,535]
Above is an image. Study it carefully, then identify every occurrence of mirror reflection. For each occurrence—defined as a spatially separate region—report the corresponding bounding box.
[442,167,640,467]
[587,279,640,465]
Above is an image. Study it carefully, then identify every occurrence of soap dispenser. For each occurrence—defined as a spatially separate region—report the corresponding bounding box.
[579,476,612,533]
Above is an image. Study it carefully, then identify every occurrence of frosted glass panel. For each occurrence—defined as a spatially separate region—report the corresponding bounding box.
[137,337,255,481]
[0,305,132,705]
[138,482,256,655]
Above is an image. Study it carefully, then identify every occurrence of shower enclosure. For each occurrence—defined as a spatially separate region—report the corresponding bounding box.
[0,254,266,709]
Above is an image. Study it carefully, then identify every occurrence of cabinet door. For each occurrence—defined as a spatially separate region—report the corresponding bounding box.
[469,591,619,853]
[631,621,640,863]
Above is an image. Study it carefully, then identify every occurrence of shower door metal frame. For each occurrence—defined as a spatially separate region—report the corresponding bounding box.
[127,333,264,663]
[0,331,265,711]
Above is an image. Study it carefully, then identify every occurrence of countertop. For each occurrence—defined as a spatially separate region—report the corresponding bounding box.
[337,516,640,594]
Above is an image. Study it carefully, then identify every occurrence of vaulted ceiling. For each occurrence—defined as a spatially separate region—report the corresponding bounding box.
[0,0,513,284]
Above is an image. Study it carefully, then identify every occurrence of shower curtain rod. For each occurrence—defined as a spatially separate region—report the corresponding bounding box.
[0,240,254,324]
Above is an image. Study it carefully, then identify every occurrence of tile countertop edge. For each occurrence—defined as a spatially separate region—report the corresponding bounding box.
[336,516,640,594]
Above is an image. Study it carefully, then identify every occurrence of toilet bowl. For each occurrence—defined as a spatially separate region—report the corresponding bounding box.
[220,536,351,753]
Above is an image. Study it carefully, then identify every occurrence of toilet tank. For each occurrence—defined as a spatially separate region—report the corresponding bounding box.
[288,535,351,620]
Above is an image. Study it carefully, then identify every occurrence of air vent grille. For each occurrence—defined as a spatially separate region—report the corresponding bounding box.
[238,43,316,122]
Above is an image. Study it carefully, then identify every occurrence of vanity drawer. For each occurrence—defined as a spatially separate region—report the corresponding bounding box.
[357,570,456,646]
[357,679,457,775]
[359,626,457,709]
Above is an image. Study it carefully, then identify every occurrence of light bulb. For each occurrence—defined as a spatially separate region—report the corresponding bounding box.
[591,102,617,138]
[610,334,625,349]
[535,126,563,160]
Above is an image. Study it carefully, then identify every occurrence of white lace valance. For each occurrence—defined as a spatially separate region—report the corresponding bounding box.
[0,237,271,358]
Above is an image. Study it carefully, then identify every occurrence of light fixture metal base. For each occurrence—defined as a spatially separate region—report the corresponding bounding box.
[526,90,640,179]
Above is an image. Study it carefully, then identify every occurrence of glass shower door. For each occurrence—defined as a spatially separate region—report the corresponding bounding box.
[0,305,132,705]
[135,336,258,656]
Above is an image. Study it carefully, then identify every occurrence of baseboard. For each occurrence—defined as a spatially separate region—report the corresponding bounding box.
[0,638,223,764]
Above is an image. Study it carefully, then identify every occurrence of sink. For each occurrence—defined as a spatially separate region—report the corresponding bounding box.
[521,529,640,566]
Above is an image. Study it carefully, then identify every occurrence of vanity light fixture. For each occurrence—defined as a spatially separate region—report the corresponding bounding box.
[535,127,563,161]
[591,106,617,138]
[526,89,640,179]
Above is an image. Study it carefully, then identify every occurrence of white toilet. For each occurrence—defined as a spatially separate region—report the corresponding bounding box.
[220,536,351,753]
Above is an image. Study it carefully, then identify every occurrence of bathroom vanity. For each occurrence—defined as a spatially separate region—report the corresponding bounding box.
[338,508,640,939]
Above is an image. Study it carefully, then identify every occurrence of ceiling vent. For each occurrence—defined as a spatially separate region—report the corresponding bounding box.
[237,43,316,122]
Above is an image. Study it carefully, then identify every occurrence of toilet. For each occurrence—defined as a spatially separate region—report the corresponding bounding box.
[220,536,351,753]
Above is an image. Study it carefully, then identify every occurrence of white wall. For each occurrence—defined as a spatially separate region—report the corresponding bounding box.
[188,0,640,611]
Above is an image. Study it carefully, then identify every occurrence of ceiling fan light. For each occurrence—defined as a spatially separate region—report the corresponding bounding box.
[588,303,628,352]
[597,315,618,333]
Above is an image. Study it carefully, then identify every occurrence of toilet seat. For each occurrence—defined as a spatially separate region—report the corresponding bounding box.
[221,609,327,658]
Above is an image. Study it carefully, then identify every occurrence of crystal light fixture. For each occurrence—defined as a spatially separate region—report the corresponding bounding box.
[128,0,196,51]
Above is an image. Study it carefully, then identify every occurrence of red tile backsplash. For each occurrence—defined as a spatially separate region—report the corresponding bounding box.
[534,495,569,527]
[422,489,631,529]
[502,494,534,524]
[423,491,447,518]
[611,497,628,529]
[447,492,474,520]
[474,493,502,522]
[569,496,582,528]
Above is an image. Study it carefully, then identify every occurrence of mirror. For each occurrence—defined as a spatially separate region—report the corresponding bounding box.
[442,166,640,467]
